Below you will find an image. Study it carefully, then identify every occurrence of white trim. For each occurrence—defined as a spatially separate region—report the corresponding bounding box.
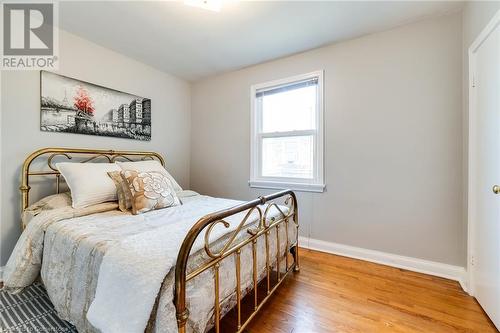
[467,42,477,297]
[250,70,325,192]
[251,71,321,92]
[299,236,468,292]
[0,266,4,281]
[249,180,325,193]
[469,9,500,54]
[467,8,500,298]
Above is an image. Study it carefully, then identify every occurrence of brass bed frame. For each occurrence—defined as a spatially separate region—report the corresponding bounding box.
[20,147,299,333]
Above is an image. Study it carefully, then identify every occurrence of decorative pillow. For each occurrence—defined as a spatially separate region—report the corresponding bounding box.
[107,171,132,212]
[22,192,72,227]
[57,162,121,208]
[121,170,181,215]
[115,160,182,192]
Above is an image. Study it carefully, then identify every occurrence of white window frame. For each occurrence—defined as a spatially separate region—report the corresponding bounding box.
[249,70,325,193]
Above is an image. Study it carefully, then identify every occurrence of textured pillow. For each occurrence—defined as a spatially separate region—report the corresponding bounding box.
[115,160,182,192]
[57,162,121,208]
[107,171,132,212]
[121,170,181,215]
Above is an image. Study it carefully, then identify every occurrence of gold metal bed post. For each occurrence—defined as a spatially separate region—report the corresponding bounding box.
[20,147,165,221]
[174,189,299,333]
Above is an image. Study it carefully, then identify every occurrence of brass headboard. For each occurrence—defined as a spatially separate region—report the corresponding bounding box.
[20,147,165,213]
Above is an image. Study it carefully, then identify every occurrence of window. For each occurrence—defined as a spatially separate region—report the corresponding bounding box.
[250,71,324,192]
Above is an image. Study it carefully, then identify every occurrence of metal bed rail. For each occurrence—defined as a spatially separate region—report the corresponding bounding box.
[173,189,299,333]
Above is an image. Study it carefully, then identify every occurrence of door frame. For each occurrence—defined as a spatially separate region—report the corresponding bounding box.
[467,8,500,297]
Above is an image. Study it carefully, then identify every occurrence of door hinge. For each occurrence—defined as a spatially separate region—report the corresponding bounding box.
[472,73,476,88]
[470,256,475,266]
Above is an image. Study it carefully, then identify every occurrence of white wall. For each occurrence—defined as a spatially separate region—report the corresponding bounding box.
[0,29,191,265]
[191,13,464,266]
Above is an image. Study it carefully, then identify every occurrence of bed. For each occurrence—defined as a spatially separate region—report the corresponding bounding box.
[2,147,300,333]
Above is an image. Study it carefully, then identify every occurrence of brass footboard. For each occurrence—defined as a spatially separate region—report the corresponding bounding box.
[174,190,299,333]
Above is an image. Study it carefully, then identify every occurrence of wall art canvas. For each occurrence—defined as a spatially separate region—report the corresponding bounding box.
[40,71,151,141]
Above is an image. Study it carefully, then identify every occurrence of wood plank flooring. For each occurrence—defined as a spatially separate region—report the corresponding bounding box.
[242,249,498,333]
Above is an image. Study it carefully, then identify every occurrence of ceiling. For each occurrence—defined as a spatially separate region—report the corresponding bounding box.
[60,1,463,81]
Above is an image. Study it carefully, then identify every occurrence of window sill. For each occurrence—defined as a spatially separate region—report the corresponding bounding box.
[248,180,325,193]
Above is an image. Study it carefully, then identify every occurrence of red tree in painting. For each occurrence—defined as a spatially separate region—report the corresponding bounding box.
[73,86,95,118]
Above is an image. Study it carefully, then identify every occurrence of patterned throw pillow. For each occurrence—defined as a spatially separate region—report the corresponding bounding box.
[107,171,132,212]
[121,170,181,215]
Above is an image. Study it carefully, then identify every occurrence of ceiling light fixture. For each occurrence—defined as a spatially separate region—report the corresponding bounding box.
[184,0,222,12]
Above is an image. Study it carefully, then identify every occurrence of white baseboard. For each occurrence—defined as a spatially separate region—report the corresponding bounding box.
[299,236,468,292]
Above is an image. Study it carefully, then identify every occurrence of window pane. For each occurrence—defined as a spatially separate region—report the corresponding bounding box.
[261,84,316,133]
[262,136,314,179]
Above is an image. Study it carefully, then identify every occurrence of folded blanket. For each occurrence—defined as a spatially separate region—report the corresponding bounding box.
[2,201,120,292]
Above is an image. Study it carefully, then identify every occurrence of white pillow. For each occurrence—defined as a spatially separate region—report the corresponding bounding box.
[57,162,121,208]
[115,160,183,192]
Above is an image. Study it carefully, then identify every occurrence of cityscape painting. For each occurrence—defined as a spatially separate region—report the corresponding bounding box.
[40,71,151,141]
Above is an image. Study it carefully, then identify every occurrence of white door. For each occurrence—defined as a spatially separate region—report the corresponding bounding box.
[469,11,500,330]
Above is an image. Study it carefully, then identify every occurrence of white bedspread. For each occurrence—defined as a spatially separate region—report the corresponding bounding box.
[3,192,294,333]
[88,194,271,333]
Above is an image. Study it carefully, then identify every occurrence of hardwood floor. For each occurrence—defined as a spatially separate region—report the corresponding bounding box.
[243,249,498,333]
